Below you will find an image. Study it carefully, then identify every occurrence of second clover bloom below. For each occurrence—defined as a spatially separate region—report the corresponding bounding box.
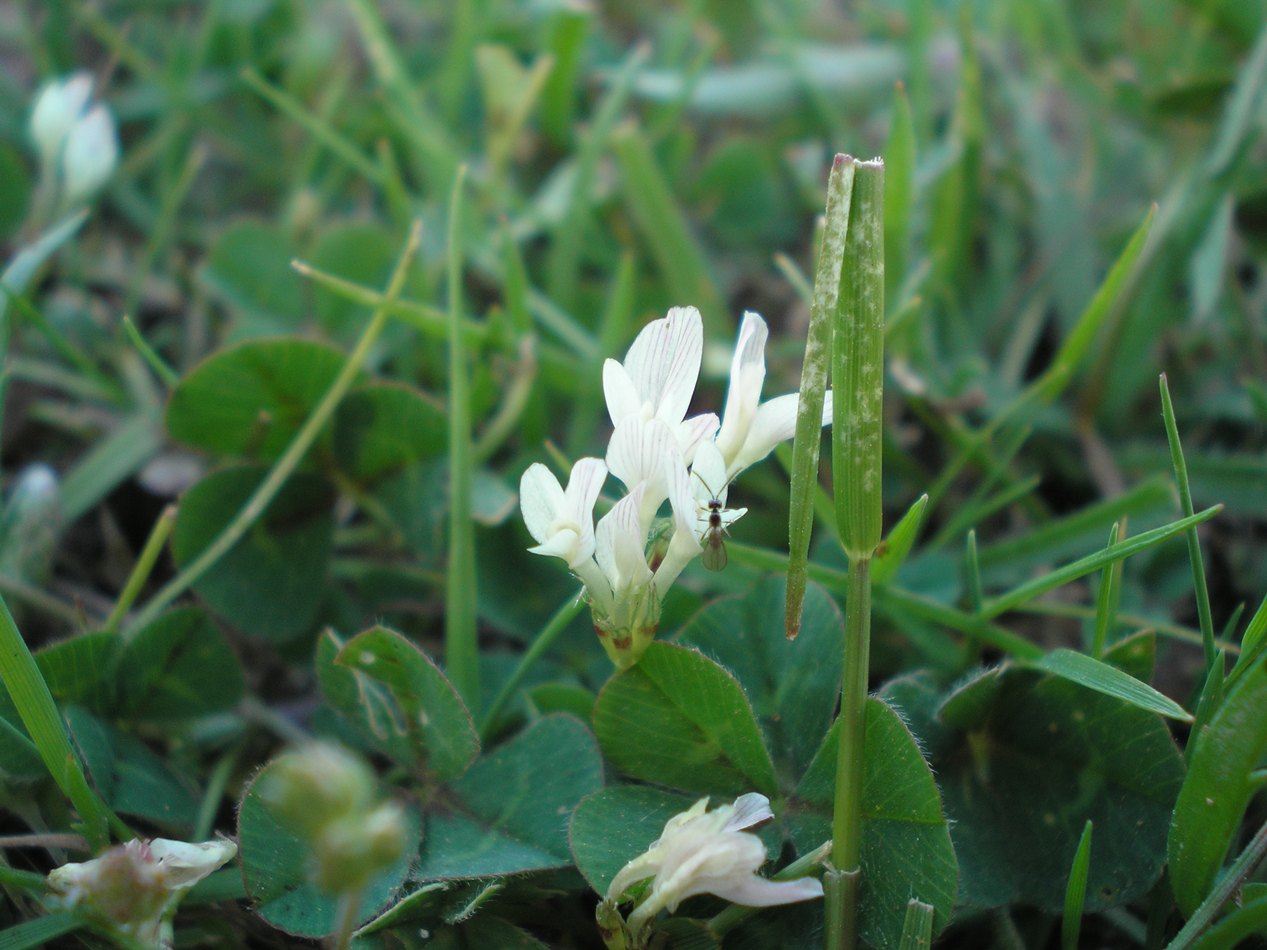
[518,305,831,669]
[601,793,823,946]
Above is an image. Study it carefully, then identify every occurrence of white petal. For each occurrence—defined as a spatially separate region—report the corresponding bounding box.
[728,392,800,477]
[519,463,566,542]
[147,838,237,890]
[701,872,825,908]
[595,486,651,593]
[607,849,664,902]
[624,307,703,425]
[528,530,579,563]
[724,793,774,832]
[822,389,833,425]
[714,312,768,463]
[62,104,118,204]
[563,457,606,561]
[606,417,677,521]
[665,452,698,542]
[690,441,728,506]
[30,73,94,161]
[676,412,719,466]
[657,833,767,911]
[602,359,643,426]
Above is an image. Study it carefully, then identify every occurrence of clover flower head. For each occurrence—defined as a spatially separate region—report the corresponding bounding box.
[520,305,829,669]
[603,793,823,944]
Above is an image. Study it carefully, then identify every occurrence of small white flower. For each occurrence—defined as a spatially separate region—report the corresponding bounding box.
[520,457,606,569]
[30,73,94,167]
[48,837,236,949]
[28,71,118,208]
[605,793,823,941]
[714,311,832,480]
[520,457,614,613]
[603,306,718,464]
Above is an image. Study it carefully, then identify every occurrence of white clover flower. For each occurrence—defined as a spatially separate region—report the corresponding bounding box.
[603,306,718,465]
[30,73,95,167]
[714,311,832,481]
[520,456,614,614]
[48,837,236,949]
[604,793,823,943]
[28,71,118,208]
[520,305,830,670]
[520,457,606,570]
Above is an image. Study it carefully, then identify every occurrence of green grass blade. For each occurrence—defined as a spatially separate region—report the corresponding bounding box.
[1090,522,1122,658]
[611,123,726,334]
[899,898,935,950]
[239,68,385,185]
[0,913,83,950]
[445,167,478,708]
[1062,821,1093,950]
[1232,594,1267,681]
[1031,205,1155,404]
[832,158,885,560]
[0,594,115,850]
[871,493,928,587]
[1033,649,1192,722]
[1204,20,1267,178]
[1160,374,1217,669]
[981,505,1222,621]
[964,530,983,613]
[787,155,854,638]
[121,316,179,388]
[884,82,915,307]
[546,43,646,312]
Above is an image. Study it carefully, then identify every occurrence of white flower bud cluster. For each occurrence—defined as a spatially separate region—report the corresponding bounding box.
[29,72,119,209]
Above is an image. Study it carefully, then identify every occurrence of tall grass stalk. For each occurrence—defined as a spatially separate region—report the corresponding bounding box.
[827,157,885,950]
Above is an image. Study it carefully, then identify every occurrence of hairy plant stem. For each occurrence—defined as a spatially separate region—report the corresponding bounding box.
[827,157,885,950]
[330,890,362,950]
[827,557,872,950]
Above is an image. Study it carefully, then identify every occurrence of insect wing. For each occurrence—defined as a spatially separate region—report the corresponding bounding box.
[701,533,728,571]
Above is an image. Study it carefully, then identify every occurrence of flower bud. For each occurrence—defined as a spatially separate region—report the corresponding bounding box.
[29,73,94,168]
[27,71,118,207]
[309,801,407,894]
[259,743,407,896]
[257,742,375,839]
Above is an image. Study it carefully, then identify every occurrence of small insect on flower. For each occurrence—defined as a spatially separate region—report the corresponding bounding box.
[693,470,732,572]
